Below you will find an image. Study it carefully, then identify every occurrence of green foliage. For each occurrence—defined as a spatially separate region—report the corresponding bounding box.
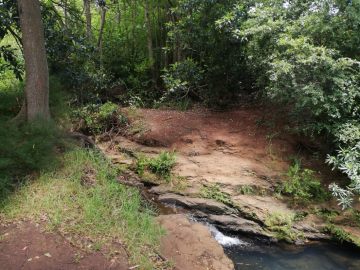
[73,102,128,134]
[216,0,360,207]
[314,208,339,222]
[324,224,351,243]
[148,152,176,178]
[136,152,176,181]
[277,160,329,203]
[200,183,233,205]
[1,149,163,269]
[0,119,62,205]
[161,58,205,101]
[237,185,255,195]
[265,212,298,242]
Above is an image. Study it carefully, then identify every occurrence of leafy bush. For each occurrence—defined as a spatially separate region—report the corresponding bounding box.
[277,160,329,203]
[73,102,128,134]
[161,58,205,102]
[265,212,298,242]
[136,152,176,181]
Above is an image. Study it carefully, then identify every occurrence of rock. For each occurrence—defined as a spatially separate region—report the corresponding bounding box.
[232,195,294,223]
[149,185,173,195]
[158,194,237,215]
[293,223,331,241]
[206,214,268,237]
[157,214,234,270]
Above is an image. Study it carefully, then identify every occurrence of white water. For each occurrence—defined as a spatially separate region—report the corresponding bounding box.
[207,224,249,247]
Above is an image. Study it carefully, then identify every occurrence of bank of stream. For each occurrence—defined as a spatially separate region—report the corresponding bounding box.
[147,188,360,270]
[100,107,360,269]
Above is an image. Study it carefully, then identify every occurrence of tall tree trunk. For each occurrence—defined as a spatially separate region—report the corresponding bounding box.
[84,0,92,38]
[144,0,156,84]
[16,0,50,121]
[97,7,107,67]
[63,0,68,28]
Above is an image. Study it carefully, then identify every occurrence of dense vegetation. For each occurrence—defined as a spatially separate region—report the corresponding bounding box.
[0,0,359,235]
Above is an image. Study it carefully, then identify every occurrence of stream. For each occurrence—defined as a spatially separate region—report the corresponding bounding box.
[209,225,360,270]
[145,188,360,270]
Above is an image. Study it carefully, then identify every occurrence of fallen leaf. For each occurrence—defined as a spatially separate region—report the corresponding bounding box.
[44,253,52,258]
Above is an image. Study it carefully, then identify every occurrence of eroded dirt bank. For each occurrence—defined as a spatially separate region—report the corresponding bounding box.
[100,107,360,250]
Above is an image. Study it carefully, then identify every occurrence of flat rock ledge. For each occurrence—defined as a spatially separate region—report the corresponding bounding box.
[157,214,234,270]
[157,193,330,242]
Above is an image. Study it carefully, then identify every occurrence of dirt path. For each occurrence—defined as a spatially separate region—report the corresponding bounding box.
[0,222,128,270]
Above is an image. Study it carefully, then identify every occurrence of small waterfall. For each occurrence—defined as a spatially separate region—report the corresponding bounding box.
[207,224,249,247]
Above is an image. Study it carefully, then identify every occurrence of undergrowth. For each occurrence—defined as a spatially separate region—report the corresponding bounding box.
[265,212,299,242]
[136,151,176,181]
[1,149,163,269]
[72,101,128,135]
[276,160,329,203]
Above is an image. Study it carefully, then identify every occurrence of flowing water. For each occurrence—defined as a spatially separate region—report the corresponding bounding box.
[148,191,360,270]
[208,226,360,270]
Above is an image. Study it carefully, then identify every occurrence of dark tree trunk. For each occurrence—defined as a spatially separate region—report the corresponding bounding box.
[16,0,50,121]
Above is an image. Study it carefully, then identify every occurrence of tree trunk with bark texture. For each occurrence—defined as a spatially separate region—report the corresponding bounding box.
[17,0,50,121]
[97,7,107,67]
[144,0,156,84]
[84,0,92,38]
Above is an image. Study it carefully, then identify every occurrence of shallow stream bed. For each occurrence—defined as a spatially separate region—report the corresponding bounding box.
[221,232,360,270]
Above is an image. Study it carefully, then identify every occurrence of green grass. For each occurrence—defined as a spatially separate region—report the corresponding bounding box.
[1,149,163,269]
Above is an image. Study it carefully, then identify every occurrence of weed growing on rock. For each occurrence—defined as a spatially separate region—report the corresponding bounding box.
[237,185,255,195]
[265,212,298,242]
[136,151,176,181]
[324,224,351,243]
[200,184,233,206]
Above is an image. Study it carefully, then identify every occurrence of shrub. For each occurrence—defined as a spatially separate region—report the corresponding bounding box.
[265,212,298,241]
[73,102,128,135]
[277,160,329,203]
[161,58,205,102]
[136,152,176,181]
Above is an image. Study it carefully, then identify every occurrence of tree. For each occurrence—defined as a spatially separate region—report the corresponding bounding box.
[16,0,50,121]
[84,0,92,38]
